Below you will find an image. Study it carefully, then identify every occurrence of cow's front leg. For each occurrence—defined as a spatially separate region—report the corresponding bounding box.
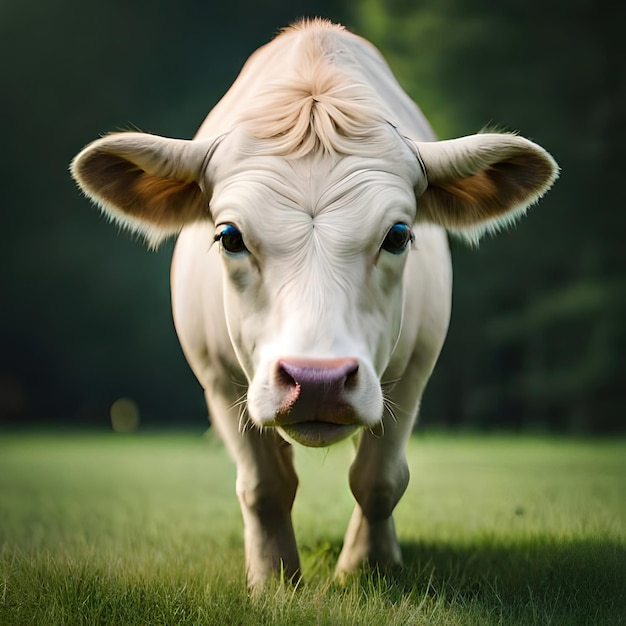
[335,410,414,576]
[236,430,300,587]
[205,391,300,588]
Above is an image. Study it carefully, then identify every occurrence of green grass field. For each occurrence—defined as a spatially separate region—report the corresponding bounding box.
[1,431,624,625]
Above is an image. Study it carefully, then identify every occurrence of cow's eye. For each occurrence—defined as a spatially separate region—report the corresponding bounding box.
[215,224,248,256]
[381,223,414,255]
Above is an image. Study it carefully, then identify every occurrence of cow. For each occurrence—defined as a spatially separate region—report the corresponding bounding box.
[71,19,558,588]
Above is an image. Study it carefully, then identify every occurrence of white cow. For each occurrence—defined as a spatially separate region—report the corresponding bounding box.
[71,19,558,587]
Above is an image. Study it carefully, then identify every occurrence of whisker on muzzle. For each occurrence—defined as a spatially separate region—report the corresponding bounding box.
[228,390,248,411]
[238,408,253,435]
[368,421,385,438]
[230,375,248,390]
[382,395,399,424]
[229,391,251,434]
[381,377,402,392]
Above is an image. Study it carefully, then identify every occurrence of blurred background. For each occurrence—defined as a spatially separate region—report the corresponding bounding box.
[1,0,623,433]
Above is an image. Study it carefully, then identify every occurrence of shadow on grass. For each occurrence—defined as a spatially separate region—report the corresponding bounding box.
[355,537,626,624]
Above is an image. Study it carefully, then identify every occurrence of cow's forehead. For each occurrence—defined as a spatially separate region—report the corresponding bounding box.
[209,150,419,236]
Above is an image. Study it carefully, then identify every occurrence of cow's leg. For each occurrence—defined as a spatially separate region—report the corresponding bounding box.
[335,397,417,576]
[205,390,300,588]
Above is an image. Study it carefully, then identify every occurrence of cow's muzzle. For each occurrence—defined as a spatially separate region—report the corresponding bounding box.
[273,357,362,447]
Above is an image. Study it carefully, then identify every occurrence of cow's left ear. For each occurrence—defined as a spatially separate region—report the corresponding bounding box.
[412,133,559,244]
[71,132,218,247]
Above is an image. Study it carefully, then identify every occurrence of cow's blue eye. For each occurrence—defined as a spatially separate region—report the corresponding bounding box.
[215,224,248,256]
[381,223,413,255]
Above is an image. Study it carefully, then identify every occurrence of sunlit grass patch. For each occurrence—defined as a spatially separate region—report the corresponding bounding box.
[1,431,624,624]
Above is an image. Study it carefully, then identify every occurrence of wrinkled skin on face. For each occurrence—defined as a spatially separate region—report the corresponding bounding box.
[207,133,422,446]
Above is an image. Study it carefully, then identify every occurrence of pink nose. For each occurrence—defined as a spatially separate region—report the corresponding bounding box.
[275,357,359,420]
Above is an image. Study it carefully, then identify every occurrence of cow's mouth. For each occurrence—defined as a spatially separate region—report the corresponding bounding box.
[277,421,360,447]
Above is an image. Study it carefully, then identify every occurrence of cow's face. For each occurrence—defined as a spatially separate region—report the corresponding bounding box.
[71,128,557,446]
[207,129,422,445]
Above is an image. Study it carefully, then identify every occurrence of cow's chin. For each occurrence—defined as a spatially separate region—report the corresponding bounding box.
[277,422,360,448]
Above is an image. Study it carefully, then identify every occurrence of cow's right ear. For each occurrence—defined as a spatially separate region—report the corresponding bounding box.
[71,132,218,247]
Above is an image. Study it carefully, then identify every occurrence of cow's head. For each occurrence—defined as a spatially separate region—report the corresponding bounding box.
[72,64,557,447]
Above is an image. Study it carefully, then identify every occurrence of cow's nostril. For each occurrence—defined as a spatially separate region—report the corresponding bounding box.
[343,361,359,389]
[276,362,299,392]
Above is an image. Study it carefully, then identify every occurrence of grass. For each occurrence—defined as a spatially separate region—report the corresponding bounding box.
[0,431,624,625]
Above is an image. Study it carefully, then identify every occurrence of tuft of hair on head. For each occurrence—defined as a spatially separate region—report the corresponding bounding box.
[238,27,391,159]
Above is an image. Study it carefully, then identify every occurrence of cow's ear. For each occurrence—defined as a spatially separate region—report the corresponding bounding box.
[413,133,559,244]
[71,132,217,247]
